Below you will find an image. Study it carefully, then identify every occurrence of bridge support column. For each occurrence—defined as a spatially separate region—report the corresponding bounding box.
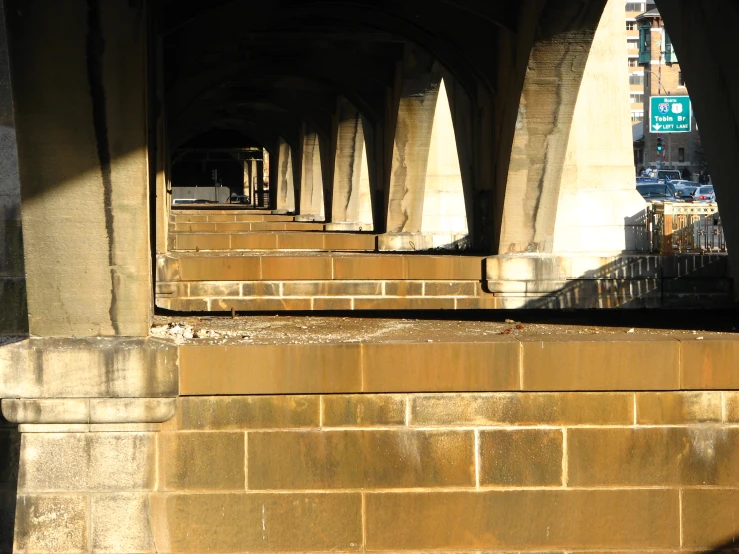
[499,0,643,257]
[153,38,170,260]
[243,160,251,200]
[552,0,646,254]
[252,159,264,208]
[273,137,296,214]
[297,128,325,222]
[7,416,167,554]
[380,58,469,251]
[6,0,152,336]
[0,336,177,553]
[327,100,373,231]
[0,1,26,334]
[250,159,258,207]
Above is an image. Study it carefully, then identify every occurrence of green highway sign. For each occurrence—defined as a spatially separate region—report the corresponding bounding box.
[650,96,691,133]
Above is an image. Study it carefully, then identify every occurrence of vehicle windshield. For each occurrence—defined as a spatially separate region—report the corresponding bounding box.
[637,185,671,198]
[658,171,681,180]
[697,186,714,194]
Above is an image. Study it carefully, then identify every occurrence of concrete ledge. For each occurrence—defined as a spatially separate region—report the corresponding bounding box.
[179,340,520,395]
[0,398,176,424]
[378,233,470,252]
[159,253,485,281]
[155,253,732,311]
[17,422,163,432]
[295,214,325,222]
[158,296,499,311]
[0,337,178,398]
[172,222,325,232]
[155,277,491,311]
[483,254,733,309]
[485,253,729,281]
[171,209,285,219]
[171,232,377,252]
[171,208,276,213]
[159,280,482,299]
[325,222,374,232]
[177,334,739,394]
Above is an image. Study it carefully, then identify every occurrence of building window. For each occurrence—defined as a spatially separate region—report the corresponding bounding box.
[632,111,644,122]
[630,93,644,104]
[625,2,644,12]
[628,58,638,67]
[678,72,685,86]
[638,24,651,64]
[626,22,636,31]
[664,32,678,64]
[678,148,685,163]
[629,73,644,86]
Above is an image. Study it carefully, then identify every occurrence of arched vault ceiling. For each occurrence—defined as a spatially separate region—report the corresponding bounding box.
[158,0,608,152]
[158,0,516,120]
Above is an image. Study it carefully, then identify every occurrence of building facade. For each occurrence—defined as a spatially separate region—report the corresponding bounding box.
[635,7,704,174]
[626,1,653,122]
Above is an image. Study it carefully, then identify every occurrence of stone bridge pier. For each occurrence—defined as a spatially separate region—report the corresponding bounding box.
[2,0,739,552]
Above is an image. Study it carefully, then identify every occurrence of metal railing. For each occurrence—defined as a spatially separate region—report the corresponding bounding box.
[648,202,727,254]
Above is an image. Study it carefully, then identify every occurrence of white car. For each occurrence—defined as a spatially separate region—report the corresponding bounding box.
[693,186,716,202]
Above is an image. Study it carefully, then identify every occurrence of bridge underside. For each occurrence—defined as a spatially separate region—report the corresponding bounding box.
[3,0,739,552]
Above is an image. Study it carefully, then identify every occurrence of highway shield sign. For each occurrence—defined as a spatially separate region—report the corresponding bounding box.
[650,96,691,133]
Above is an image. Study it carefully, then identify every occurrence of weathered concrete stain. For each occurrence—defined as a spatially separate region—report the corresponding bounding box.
[85,0,119,334]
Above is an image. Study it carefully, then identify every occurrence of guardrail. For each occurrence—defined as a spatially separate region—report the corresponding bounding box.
[648,202,726,254]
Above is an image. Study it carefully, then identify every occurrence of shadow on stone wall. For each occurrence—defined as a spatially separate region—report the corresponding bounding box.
[624,209,650,252]
[519,252,731,309]
[705,539,739,553]
[0,415,19,550]
[519,207,732,310]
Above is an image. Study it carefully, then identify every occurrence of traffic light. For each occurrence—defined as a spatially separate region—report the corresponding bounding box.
[656,137,663,152]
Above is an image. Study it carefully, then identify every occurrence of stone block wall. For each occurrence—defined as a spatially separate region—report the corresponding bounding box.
[12,428,159,553]
[148,392,739,552]
[12,391,739,552]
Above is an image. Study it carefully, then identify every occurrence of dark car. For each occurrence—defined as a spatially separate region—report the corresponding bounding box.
[636,182,679,202]
[229,194,250,204]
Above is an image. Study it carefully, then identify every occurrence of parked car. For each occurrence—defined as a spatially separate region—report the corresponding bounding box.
[229,194,250,204]
[678,187,698,202]
[693,185,716,202]
[636,182,679,202]
[670,180,699,188]
[671,181,699,202]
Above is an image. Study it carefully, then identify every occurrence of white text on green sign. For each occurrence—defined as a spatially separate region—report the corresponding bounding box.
[650,96,691,133]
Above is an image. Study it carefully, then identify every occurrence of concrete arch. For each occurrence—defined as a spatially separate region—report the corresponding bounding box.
[330,98,375,231]
[498,0,645,256]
